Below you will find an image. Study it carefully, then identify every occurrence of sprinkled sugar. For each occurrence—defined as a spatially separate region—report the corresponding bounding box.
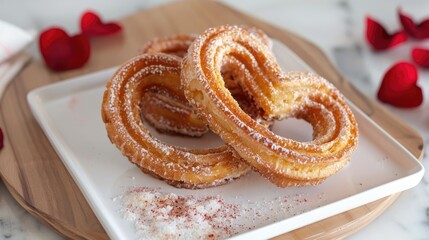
[120,187,240,239]
[117,186,325,239]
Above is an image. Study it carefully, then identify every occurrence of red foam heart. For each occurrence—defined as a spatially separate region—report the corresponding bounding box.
[412,47,429,68]
[39,28,90,71]
[0,127,3,150]
[81,11,122,37]
[366,16,407,51]
[399,9,429,40]
[377,62,422,108]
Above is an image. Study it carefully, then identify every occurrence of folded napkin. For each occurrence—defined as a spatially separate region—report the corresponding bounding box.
[0,20,34,99]
[0,53,32,99]
[0,20,34,63]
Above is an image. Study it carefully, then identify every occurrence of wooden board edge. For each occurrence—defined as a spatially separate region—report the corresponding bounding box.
[0,176,88,240]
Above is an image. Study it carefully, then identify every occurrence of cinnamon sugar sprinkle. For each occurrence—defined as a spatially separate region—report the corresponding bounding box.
[119,187,240,239]
[117,186,324,239]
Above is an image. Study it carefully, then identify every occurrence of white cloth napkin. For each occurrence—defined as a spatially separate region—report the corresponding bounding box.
[0,53,32,99]
[0,20,34,99]
[0,20,34,63]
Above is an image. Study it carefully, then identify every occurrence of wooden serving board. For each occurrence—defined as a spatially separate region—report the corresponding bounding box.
[0,1,424,239]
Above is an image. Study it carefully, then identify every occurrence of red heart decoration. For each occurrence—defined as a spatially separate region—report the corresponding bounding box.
[0,127,3,150]
[411,47,429,68]
[80,11,122,37]
[398,9,429,40]
[39,28,90,71]
[377,62,423,108]
[366,16,407,51]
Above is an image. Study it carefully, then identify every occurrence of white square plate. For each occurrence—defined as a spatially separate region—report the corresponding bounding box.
[27,41,424,239]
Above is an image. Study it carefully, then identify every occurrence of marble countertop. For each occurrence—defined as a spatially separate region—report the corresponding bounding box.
[0,0,428,239]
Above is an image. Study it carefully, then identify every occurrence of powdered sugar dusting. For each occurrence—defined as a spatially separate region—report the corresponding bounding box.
[102,53,250,188]
[117,186,326,239]
[120,187,240,239]
[181,25,358,186]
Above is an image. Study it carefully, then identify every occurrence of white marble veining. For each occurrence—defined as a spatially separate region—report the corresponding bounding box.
[0,0,428,239]
[0,181,62,240]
